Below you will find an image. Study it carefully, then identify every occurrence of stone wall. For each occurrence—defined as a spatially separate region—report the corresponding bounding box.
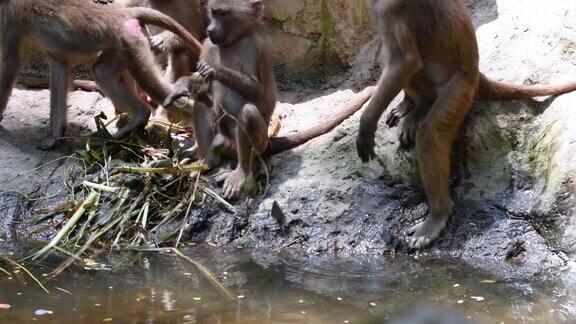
[20,0,377,77]
[264,0,375,66]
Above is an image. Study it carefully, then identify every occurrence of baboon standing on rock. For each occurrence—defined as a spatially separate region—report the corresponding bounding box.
[0,0,202,149]
[358,0,576,249]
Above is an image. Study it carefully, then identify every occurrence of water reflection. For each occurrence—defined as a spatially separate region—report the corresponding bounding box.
[0,245,574,323]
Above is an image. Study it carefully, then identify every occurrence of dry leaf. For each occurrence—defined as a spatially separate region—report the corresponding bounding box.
[268,115,282,138]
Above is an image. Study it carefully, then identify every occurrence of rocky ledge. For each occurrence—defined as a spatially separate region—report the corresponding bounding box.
[2,0,576,281]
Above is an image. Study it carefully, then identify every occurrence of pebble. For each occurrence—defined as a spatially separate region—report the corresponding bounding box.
[34,309,53,316]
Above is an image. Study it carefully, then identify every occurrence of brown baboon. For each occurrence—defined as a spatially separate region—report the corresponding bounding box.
[165,0,374,199]
[358,0,576,249]
[0,0,202,150]
[167,0,276,199]
[18,0,208,96]
[146,0,207,82]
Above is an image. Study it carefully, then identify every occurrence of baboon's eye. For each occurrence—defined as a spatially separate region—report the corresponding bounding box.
[212,9,228,18]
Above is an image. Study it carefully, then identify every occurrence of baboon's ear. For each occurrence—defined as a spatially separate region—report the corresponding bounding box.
[250,0,264,21]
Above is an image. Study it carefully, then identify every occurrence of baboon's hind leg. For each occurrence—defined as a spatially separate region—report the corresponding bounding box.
[408,71,477,249]
[93,51,150,139]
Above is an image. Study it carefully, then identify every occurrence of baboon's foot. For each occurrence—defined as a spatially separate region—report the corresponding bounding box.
[36,136,60,151]
[406,218,447,250]
[112,116,149,141]
[216,168,256,199]
[116,114,131,130]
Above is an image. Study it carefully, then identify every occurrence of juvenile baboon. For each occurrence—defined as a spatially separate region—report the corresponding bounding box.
[358,0,576,249]
[0,0,202,150]
[166,0,374,199]
[166,0,275,199]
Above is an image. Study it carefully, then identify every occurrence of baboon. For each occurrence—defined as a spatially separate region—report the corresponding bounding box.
[0,0,202,150]
[358,0,576,249]
[166,0,275,198]
[18,0,207,96]
[146,0,207,83]
[166,0,374,199]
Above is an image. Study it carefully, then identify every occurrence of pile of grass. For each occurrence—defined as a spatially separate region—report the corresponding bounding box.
[28,113,235,274]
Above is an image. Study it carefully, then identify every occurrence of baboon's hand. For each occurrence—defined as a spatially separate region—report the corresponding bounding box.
[150,34,166,53]
[386,98,414,128]
[93,0,114,4]
[163,77,191,107]
[386,108,403,128]
[150,32,178,53]
[356,134,376,163]
[197,61,216,80]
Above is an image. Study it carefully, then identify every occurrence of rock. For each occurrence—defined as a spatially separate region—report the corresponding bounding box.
[267,26,314,64]
[3,0,576,282]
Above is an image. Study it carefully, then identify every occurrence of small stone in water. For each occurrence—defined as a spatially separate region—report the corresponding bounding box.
[471,296,485,301]
[35,309,53,316]
[0,304,11,310]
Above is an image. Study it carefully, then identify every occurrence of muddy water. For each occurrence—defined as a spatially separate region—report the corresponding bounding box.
[0,245,575,323]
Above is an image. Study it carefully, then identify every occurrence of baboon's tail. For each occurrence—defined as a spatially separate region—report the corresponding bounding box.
[264,86,375,157]
[18,75,101,92]
[129,7,203,53]
[477,73,576,101]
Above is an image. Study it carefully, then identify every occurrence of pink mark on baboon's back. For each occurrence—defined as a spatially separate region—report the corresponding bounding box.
[123,19,143,37]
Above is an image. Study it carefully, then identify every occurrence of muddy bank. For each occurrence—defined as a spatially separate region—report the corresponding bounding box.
[1,0,576,283]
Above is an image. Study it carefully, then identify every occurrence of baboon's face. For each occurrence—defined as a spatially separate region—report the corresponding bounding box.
[206,0,263,45]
